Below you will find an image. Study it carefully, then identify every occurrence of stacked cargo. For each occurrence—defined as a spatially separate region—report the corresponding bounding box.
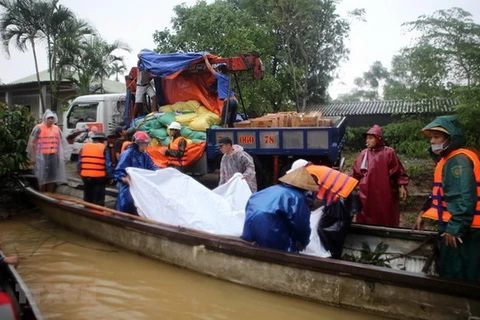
[234,111,333,128]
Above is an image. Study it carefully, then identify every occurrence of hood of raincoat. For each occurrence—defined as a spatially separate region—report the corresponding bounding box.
[363,125,384,147]
[42,109,58,124]
[421,115,465,150]
[230,144,244,155]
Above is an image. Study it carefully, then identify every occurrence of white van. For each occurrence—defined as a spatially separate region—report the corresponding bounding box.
[63,93,126,155]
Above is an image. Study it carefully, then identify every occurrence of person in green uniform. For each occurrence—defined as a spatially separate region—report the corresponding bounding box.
[414,115,480,282]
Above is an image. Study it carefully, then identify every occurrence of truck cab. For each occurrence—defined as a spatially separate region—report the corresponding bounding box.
[63,93,126,155]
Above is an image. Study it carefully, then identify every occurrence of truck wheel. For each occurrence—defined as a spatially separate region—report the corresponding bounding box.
[251,155,272,191]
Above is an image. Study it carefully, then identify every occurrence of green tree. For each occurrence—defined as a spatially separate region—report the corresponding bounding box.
[93,39,131,93]
[110,62,127,82]
[0,103,36,178]
[153,0,358,113]
[404,7,480,88]
[233,0,360,110]
[335,60,389,102]
[36,1,94,110]
[66,36,130,94]
[383,45,450,100]
[404,7,480,146]
[153,1,272,113]
[0,0,46,111]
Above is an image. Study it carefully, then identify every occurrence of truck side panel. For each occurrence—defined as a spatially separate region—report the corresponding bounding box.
[206,116,346,161]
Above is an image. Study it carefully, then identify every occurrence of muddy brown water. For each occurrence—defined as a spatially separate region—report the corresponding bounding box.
[0,209,389,320]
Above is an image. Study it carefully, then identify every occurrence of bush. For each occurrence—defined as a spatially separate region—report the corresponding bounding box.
[382,117,431,159]
[0,104,36,180]
[344,126,369,152]
[453,86,480,148]
[345,116,433,158]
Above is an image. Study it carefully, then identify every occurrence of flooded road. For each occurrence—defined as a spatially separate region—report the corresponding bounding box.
[0,210,388,320]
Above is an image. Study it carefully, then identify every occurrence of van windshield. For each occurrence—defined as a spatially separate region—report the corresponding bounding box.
[66,102,99,129]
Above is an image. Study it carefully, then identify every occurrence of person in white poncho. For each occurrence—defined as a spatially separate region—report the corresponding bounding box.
[27,109,68,192]
[218,137,257,193]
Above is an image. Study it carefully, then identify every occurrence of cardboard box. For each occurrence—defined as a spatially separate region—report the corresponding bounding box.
[306,111,323,119]
[233,120,251,128]
[276,112,292,127]
[317,118,333,127]
[250,116,279,128]
[292,114,318,127]
[270,111,296,127]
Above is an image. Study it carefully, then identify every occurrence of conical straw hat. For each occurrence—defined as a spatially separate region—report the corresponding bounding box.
[278,167,318,192]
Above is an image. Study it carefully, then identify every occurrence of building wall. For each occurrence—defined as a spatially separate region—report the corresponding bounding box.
[0,84,76,126]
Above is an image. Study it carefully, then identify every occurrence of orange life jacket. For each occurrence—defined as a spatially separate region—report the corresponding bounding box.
[167,136,187,167]
[422,148,480,228]
[36,123,60,154]
[121,141,133,153]
[306,165,358,205]
[80,143,106,178]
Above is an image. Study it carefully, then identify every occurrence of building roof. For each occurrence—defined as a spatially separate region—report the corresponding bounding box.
[2,70,125,93]
[308,99,457,116]
[8,70,52,84]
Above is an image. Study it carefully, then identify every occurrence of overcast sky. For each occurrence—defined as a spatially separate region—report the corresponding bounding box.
[0,0,479,98]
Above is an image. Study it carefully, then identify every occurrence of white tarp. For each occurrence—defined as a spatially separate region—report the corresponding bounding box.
[127,167,330,257]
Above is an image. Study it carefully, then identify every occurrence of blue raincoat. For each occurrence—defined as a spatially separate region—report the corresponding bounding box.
[114,145,159,214]
[241,184,311,252]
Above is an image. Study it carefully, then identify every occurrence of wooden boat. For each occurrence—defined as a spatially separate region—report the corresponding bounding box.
[22,182,480,320]
[0,251,43,320]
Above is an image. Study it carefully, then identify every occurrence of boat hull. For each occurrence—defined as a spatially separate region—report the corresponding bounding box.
[0,251,43,320]
[26,187,480,320]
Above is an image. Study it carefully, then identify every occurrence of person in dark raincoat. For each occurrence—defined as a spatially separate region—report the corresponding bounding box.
[414,116,480,282]
[352,125,409,227]
[241,167,319,253]
[114,131,159,215]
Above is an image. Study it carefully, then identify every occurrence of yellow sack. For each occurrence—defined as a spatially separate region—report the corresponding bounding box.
[175,113,198,126]
[185,138,193,146]
[172,101,191,112]
[159,105,173,113]
[189,111,221,131]
[185,100,201,111]
[196,106,210,115]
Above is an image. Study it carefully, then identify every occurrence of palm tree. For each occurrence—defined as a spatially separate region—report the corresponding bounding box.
[41,10,93,110]
[67,36,130,94]
[36,0,75,111]
[0,0,46,112]
[110,62,127,82]
[93,38,131,92]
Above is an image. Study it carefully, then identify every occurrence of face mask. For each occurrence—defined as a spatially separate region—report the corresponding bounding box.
[431,141,449,153]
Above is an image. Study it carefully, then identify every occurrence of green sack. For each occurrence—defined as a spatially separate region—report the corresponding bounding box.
[139,118,162,131]
[180,126,193,138]
[189,130,207,141]
[158,112,176,127]
[158,136,171,147]
[149,128,168,140]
